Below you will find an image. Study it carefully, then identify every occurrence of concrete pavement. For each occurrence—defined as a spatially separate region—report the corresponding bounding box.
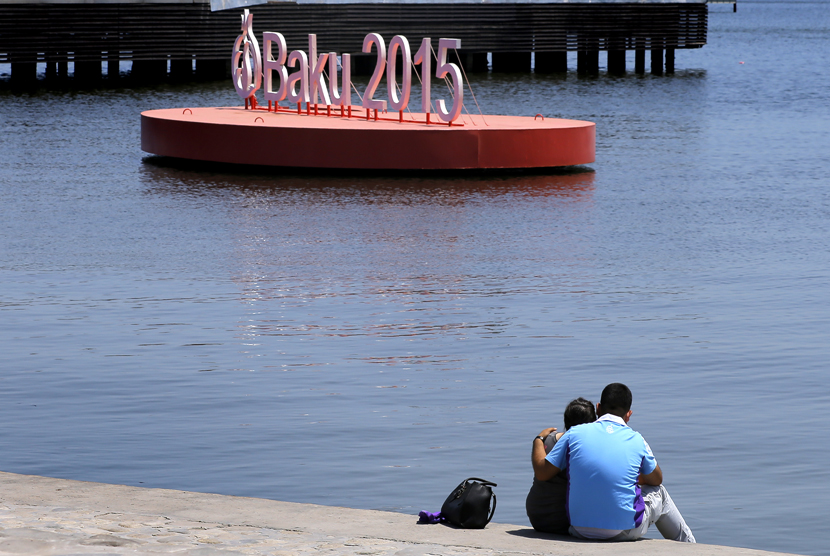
[0,471,800,556]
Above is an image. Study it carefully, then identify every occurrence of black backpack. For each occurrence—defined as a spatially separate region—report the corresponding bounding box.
[440,477,497,529]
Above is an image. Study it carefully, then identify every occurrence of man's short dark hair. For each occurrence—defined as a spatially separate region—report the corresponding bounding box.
[600,383,632,415]
[564,397,596,430]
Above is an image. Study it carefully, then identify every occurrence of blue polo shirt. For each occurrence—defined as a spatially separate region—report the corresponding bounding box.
[546,414,657,536]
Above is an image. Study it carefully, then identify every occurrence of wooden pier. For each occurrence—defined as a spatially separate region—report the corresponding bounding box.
[0,0,707,85]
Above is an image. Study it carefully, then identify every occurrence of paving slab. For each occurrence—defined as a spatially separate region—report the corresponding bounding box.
[0,471,800,556]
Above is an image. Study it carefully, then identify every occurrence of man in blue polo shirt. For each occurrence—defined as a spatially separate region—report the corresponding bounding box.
[532,383,695,542]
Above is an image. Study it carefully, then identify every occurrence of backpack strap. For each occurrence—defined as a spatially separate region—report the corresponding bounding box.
[486,492,497,525]
[465,477,498,488]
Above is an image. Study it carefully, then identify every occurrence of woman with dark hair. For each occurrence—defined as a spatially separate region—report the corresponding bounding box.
[526,397,596,534]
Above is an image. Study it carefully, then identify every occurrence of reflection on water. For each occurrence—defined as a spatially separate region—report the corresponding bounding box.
[139,156,596,202]
[139,157,597,347]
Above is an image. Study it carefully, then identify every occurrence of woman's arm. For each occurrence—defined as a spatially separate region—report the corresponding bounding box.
[531,428,561,481]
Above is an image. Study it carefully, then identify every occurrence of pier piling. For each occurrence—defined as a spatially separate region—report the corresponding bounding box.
[471,52,489,72]
[456,51,488,72]
[651,47,664,75]
[535,51,568,73]
[577,50,599,74]
[608,49,626,74]
[195,59,227,81]
[106,54,120,81]
[351,54,375,76]
[170,58,193,81]
[131,59,167,82]
[11,56,37,86]
[74,60,102,82]
[635,44,646,74]
[492,52,532,73]
[45,61,56,81]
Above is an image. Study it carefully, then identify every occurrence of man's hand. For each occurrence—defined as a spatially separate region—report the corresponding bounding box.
[531,428,561,481]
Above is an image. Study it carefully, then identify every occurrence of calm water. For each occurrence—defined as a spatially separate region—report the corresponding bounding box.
[2,2,829,554]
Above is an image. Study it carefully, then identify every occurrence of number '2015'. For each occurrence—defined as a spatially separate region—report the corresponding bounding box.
[262,33,464,124]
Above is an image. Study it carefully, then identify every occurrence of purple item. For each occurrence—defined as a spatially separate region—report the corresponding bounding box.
[418,510,445,524]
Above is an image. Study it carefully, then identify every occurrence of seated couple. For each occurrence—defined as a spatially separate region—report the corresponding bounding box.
[527,383,696,543]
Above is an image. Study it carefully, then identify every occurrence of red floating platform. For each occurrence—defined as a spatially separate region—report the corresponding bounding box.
[141,106,595,170]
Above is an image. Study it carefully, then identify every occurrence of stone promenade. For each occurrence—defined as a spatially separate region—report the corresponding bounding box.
[0,471,798,556]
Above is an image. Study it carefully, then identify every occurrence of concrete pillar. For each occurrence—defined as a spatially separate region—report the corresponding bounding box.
[74,60,102,82]
[195,59,228,81]
[607,50,626,74]
[491,52,531,73]
[651,47,663,75]
[666,48,675,74]
[170,58,193,81]
[535,51,567,73]
[577,50,599,74]
[635,47,645,74]
[58,60,68,80]
[131,59,167,82]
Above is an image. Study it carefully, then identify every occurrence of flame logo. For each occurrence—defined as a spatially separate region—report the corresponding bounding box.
[232,9,262,100]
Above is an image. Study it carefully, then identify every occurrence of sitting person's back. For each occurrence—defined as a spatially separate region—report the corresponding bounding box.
[526,397,596,534]
[534,383,695,543]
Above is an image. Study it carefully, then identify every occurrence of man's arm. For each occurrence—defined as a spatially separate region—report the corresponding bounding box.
[639,464,663,486]
[532,428,561,481]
